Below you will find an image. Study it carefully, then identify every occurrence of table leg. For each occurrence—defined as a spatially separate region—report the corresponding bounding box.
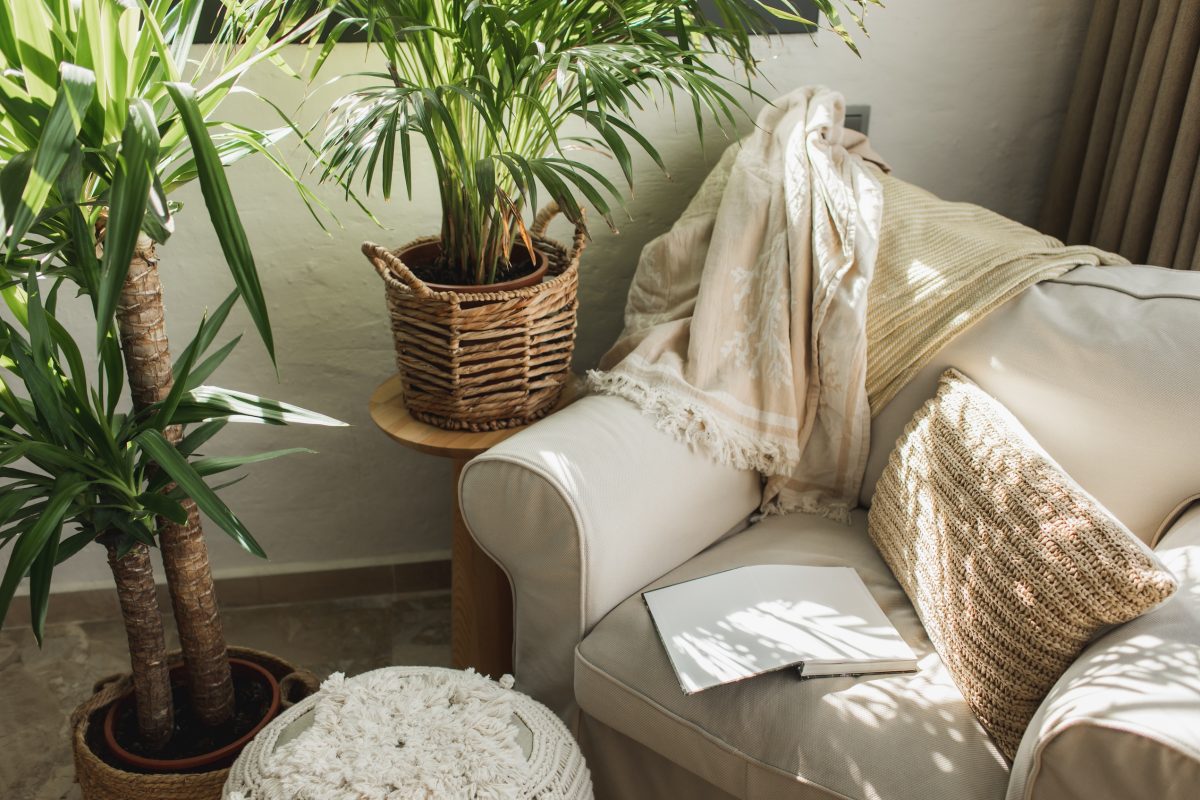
[450,458,514,677]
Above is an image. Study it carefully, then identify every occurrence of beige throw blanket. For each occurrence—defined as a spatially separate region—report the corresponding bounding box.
[590,87,1125,520]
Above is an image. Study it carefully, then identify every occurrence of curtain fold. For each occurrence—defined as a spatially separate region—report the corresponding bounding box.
[1040,0,1200,269]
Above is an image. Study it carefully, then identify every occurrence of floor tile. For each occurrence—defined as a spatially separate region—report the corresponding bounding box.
[0,591,451,800]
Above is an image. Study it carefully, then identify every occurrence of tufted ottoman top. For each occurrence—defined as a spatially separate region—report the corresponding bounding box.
[224,666,591,800]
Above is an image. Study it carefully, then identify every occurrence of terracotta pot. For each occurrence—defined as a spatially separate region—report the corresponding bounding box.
[101,657,281,773]
[398,240,550,293]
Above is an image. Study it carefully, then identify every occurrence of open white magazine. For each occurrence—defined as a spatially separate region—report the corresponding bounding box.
[643,565,918,694]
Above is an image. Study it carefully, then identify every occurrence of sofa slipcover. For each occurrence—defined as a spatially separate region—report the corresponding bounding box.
[1007,503,1200,800]
[575,512,1009,800]
[864,265,1200,545]
[462,261,1200,800]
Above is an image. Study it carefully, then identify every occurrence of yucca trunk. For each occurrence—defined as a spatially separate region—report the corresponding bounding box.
[116,232,235,728]
[100,533,173,749]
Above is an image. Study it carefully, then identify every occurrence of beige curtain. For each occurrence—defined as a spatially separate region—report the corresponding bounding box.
[1040,0,1200,269]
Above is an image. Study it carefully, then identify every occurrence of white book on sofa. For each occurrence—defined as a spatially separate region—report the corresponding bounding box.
[643,564,917,694]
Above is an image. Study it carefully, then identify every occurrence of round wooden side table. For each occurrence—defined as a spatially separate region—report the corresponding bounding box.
[368,375,581,678]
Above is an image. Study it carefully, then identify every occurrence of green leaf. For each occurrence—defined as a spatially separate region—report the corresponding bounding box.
[141,172,174,244]
[0,487,38,527]
[7,0,59,105]
[183,334,242,392]
[95,98,159,349]
[190,447,312,477]
[133,429,266,558]
[0,473,84,632]
[55,528,98,565]
[136,491,188,525]
[177,418,227,456]
[0,150,31,234]
[5,63,95,254]
[164,82,275,363]
[99,328,125,418]
[28,522,61,643]
[10,276,75,446]
[169,290,238,378]
[54,143,101,296]
[182,386,347,427]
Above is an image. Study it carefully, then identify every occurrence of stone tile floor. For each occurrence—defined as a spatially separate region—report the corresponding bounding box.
[0,592,451,800]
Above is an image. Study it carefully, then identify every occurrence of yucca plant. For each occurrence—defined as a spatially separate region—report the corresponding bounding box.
[0,0,342,755]
[310,0,878,285]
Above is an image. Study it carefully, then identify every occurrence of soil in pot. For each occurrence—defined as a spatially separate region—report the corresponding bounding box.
[102,658,279,771]
[406,241,548,292]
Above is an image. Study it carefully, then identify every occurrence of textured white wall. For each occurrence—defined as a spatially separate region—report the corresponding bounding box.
[39,0,1093,591]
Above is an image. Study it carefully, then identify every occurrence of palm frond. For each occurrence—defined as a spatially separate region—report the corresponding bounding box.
[308,0,873,284]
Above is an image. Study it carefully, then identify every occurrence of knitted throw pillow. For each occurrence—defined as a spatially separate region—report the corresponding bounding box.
[867,369,1177,760]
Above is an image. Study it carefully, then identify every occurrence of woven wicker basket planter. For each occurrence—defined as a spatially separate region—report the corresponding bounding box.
[362,203,584,431]
[71,647,319,800]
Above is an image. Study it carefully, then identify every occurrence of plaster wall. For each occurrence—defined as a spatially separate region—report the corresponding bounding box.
[30,0,1095,592]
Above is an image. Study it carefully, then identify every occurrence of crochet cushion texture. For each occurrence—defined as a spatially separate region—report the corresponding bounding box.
[868,369,1177,760]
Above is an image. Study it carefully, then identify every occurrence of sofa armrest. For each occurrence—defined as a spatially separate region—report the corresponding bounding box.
[1007,503,1200,800]
[459,394,761,717]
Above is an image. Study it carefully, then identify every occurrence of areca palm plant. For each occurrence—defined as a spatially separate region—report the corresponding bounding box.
[312,0,878,285]
[0,0,341,757]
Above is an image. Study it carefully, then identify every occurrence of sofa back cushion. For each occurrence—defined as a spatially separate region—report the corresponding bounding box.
[868,369,1177,760]
[862,265,1200,545]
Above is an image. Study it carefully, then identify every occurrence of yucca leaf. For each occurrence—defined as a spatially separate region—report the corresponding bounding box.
[11,277,74,446]
[0,487,38,527]
[189,447,313,477]
[141,172,174,244]
[28,521,61,643]
[133,428,266,558]
[55,528,97,566]
[179,386,347,427]
[0,472,84,632]
[183,335,242,392]
[99,328,125,419]
[5,64,95,255]
[164,81,275,363]
[177,418,227,456]
[53,143,101,296]
[7,0,59,105]
[136,491,188,525]
[95,98,159,349]
[170,290,238,373]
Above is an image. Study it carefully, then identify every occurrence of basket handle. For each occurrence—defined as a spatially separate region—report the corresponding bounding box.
[279,669,321,708]
[531,202,588,264]
[362,242,436,298]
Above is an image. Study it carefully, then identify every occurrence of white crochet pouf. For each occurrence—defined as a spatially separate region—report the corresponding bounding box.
[223,666,591,800]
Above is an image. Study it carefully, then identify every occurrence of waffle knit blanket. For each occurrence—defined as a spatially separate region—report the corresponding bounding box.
[589,87,1125,521]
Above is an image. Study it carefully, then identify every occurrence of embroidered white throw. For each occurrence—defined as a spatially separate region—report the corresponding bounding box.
[590,86,1124,520]
[590,87,886,520]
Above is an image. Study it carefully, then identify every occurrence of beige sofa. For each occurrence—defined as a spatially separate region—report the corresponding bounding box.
[460,265,1200,800]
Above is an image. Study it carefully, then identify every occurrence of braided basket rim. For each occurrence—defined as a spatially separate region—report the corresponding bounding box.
[365,232,579,307]
[71,647,318,800]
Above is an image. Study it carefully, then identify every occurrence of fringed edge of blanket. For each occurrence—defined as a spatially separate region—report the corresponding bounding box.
[586,369,802,476]
[759,495,855,526]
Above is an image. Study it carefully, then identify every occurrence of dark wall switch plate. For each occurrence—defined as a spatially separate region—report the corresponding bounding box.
[844,105,871,135]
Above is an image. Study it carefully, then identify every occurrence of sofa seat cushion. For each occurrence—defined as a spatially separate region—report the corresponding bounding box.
[575,512,1010,800]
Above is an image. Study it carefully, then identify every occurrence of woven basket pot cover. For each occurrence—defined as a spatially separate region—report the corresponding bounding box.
[72,647,320,800]
[362,203,585,433]
[223,666,592,800]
